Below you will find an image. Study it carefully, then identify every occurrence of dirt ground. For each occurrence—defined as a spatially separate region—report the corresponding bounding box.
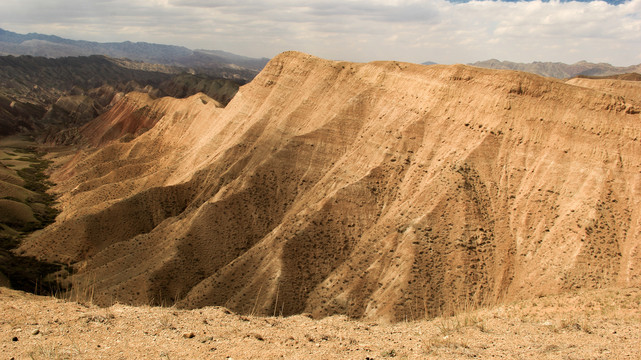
[2,286,640,359]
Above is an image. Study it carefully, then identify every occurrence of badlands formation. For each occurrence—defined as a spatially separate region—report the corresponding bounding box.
[18,51,641,322]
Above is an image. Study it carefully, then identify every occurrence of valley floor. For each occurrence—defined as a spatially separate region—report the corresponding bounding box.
[1,287,640,359]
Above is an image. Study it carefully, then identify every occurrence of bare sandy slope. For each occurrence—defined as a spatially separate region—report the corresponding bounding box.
[1,286,640,359]
[19,51,641,321]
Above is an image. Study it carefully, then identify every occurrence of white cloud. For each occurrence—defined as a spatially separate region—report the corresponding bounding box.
[0,0,639,65]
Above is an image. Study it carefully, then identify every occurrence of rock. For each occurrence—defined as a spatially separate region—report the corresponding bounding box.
[200,336,213,343]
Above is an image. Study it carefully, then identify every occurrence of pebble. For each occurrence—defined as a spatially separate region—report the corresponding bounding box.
[32,329,40,335]
[200,336,213,343]
[183,332,195,339]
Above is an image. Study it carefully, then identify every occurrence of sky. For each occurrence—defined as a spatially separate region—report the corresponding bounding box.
[0,0,640,66]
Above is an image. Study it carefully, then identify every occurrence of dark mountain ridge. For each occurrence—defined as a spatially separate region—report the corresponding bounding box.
[0,28,269,81]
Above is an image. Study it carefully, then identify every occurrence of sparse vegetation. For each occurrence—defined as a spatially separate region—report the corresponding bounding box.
[27,344,70,360]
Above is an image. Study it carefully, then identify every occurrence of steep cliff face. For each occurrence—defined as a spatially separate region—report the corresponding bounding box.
[20,51,641,321]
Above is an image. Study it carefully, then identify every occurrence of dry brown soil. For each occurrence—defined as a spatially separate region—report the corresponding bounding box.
[2,286,641,359]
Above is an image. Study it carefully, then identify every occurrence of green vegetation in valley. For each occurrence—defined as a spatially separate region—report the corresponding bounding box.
[0,136,64,294]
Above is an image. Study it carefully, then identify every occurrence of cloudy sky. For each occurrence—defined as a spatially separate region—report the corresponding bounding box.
[0,0,640,65]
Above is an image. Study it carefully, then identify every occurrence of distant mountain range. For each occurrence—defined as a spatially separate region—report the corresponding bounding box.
[0,28,269,82]
[7,28,641,81]
[468,59,641,79]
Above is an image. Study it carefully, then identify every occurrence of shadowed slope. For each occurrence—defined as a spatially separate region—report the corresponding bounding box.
[20,52,641,321]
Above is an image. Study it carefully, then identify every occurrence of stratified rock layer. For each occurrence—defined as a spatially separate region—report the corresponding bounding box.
[21,52,641,321]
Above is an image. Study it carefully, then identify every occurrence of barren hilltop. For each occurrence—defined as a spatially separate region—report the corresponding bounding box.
[11,51,640,325]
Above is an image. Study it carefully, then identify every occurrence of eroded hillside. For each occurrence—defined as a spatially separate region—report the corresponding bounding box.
[18,51,641,322]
